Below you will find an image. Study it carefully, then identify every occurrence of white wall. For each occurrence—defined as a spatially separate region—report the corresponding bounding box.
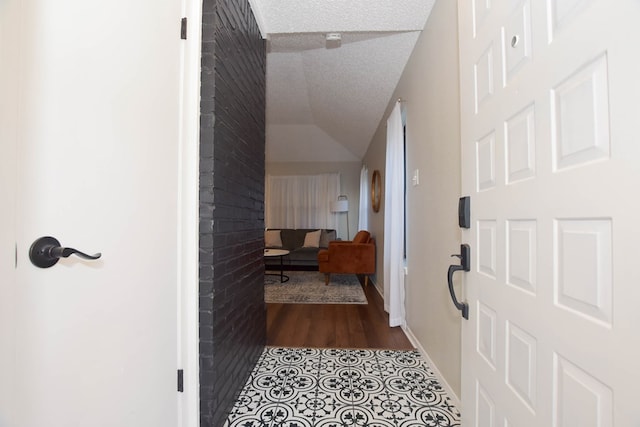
[266,161,361,240]
[363,0,462,397]
[267,125,360,163]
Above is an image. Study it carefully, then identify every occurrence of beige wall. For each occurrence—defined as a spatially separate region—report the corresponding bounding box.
[266,161,361,240]
[362,0,462,397]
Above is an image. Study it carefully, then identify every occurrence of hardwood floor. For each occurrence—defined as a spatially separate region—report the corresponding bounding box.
[266,278,414,350]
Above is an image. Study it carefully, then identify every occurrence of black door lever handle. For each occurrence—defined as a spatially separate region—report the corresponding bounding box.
[29,236,102,268]
[447,244,470,319]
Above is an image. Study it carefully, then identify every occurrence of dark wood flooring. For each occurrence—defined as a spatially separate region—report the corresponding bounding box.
[266,278,414,350]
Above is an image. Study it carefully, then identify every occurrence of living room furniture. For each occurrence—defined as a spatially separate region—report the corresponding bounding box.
[264,249,290,283]
[265,228,337,269]
[317,230,375,286]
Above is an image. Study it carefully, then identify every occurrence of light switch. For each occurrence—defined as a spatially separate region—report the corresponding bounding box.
[412,169,420,186]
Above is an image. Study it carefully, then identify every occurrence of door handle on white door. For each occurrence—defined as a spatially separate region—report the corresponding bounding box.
[29,236,101,268]
[447,244,470,319]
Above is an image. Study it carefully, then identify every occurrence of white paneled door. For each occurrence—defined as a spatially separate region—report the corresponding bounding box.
[0,0,188,425]
[458,0,640,425]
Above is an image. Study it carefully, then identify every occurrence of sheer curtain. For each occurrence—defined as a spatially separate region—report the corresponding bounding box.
[265,173,340,229]
[384,101,405,327]
[358,164,369,232]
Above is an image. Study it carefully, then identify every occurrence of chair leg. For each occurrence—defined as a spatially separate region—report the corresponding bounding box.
[364,275,369,287]
[324,273,330,286]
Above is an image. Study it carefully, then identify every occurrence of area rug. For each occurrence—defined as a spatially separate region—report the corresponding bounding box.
[265,271,367,304]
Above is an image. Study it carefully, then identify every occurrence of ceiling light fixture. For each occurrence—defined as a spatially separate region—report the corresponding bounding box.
[325,33,342,49]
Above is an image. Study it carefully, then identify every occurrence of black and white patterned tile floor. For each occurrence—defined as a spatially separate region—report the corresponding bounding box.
[224,347,461,427]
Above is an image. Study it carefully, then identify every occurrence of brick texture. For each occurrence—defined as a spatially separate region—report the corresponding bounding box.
[199,0,266,425]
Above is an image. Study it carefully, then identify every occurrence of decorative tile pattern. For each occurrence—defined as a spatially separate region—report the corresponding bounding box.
[224,347,461,427]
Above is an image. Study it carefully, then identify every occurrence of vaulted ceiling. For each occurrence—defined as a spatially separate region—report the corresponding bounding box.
[248,0,436,162]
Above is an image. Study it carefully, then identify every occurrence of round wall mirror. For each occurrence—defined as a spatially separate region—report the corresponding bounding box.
[371,170,381,213]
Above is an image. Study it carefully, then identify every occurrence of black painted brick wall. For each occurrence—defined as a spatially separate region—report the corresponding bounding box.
[199,0,266,425]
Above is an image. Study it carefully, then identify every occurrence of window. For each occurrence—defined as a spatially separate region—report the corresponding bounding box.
[265,173,340,229]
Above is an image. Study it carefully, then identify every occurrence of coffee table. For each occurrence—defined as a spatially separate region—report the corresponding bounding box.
[264,249,290,283]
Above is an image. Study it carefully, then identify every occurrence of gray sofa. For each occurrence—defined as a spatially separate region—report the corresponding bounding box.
[265,228,337,269]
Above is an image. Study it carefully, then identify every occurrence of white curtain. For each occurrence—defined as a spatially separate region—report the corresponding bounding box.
[384,101,405,327]
[265,173,340,229]
[358,164,369,232]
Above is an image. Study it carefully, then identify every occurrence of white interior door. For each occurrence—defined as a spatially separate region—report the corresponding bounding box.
[1,0,187,425]
[458,0,640,425]
[0,0,20,422]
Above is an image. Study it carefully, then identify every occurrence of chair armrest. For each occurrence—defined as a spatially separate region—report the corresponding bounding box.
[328,240,351,245]
[327,242,373,256]
[322,242,375,273]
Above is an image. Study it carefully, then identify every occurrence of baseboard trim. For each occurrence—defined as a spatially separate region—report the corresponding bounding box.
[369,277,384,300]
[369,277,459,406]
[402,325,461,408]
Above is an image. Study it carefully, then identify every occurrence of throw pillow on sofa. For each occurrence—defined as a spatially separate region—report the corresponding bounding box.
[265,230,282,247]
[319,230,336,248]
[302,230,321,248]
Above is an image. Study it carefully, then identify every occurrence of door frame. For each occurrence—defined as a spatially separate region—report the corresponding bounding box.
[178,0,203,425]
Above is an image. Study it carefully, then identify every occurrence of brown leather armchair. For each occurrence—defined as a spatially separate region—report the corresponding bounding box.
[317,230,375,286]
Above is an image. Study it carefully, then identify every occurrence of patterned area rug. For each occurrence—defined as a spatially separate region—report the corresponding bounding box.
[265,271,367,304]
[224,347,461,427]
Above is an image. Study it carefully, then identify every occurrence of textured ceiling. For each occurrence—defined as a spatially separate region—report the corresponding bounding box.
[249,0,436,162]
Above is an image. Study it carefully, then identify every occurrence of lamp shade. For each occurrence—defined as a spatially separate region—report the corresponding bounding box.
[331,200,349,213]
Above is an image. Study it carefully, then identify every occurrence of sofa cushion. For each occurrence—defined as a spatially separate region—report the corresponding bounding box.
[279,229,305,250]
[303,230,321,248]
[265,230,282,247]
[319,230,336,248]
[264,229,337,268]
[288,247,319,262]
